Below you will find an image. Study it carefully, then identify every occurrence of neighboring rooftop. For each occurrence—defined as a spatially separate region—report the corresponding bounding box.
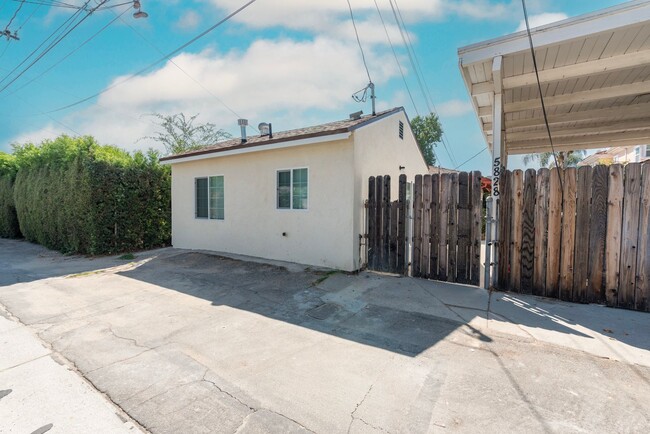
[160,107,403,162]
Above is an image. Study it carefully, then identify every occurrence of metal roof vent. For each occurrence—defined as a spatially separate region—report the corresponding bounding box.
[238,118,248,143]
[259,123,270,136]
[349,110,363,120]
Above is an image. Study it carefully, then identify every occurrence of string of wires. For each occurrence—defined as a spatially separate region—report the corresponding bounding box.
[521,0,564,192]
[387,0,458,168]
[346,0,372,84]
[44,0,259,114]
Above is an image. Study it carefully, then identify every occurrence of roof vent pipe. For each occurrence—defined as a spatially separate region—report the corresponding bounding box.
[238,118,248,143]
[269,123,272,139]
[258,122,270,136]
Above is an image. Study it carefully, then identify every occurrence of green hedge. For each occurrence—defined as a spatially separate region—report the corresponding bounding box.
[9,135,170,254]
[0,152,20,238]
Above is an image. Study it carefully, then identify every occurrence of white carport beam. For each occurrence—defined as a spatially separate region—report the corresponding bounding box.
[503,49,650,89]
[506,119,650,141]
[506,102,650,129]
[505,80,650,113]
[508,131,650,152]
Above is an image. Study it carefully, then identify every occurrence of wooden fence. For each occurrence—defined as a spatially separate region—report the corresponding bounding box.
[366,171,483,285]
[497,163,649,312]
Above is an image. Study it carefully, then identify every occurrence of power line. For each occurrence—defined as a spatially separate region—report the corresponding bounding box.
[45,0,259,114]
[372,0,419,117]
[521,0,564,193]
[346,0,372,83]
[114,10,257,132]
[455,147,487,170]
[4,0,25,31]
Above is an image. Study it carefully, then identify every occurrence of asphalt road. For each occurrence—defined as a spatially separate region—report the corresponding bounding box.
[0,238,649,433]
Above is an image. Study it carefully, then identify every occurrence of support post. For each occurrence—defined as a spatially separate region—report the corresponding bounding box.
[484,196,494,289]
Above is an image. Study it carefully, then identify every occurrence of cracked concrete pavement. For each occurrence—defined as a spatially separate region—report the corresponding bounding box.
[0,238,649,433]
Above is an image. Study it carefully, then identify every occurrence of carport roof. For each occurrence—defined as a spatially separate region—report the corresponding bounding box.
[458,0,650,156]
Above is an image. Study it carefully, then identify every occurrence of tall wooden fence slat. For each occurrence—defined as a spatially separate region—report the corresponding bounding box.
[470,171,482,286]
[368,177,376,270]
[381,176,391,272]
[430,174,440,280]
[438,174,451,281]
[397,175,407,275]
[457,172,470,284]
[636,163,650,312]
[533,168,549,296]
[560,168,577,301]
[573,166,592,303]
[375,176,384,271]
[498,170,512,290]
[619,163,642,309]
[520,169,536,294]
[510,170,524,292]
[421,175,432,278]
[412,175,423,278]
[588,165,608,303]
[447,174,459,282]
[390,201,398,271]
[606,165,624,307]
[546,168,562,298]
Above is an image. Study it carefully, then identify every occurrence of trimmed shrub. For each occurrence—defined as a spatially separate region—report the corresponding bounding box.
[0,152,21,238]
[11,135,170,254]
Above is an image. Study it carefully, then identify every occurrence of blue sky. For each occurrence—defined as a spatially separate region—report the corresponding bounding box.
[0,0,626,172]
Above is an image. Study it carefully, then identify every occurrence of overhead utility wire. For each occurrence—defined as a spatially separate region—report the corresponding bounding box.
[0,1,90,89]
[392,0,458,168]
[455,147,487,170]
[5,0,25,31]
[8,4,128,95]
[372,0,419,117]
[388,0,457,167]
[346,0,372,83]
[45,0,259,114]
[0,0,104,94]
[114,11,258,132]
[521,0,564,192]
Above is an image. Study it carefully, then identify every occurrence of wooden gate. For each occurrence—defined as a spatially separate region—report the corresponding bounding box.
[366,171,484,285]
[498,163,649,312]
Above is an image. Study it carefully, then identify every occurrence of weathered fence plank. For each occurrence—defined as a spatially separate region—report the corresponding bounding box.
[510,170,524,292]
[448,174,459,282]
[606,165,624,307]
[457,172,470,284]
[636,163,650,312]
[367,177,376,269]
[430,174,440,280]
[588,165,608,303]
[439,174,451,281]
[533,168,549,296]
[520,169,536,294]
[619,163,642,309]
[412,175,423,278]
[559,168,577,301]
[422,175,432,278]
[381,175,391,272]
[390,201,398,272]
[573,166,592,303]
[470,171,482,286]
[397,174,407,275]
[545,168,562,298]
[498,170,512,290]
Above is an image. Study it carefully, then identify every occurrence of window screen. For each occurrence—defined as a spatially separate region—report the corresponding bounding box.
[195,178,208,218]
[277,168,308,210]
[277,170,291,209]
[209,176,224,220]
[292,168,308,210]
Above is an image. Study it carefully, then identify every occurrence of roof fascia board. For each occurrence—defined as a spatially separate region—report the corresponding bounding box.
[458,0,650,66]
[161,132,351,165]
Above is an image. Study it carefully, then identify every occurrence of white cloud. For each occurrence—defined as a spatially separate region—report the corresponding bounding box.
[437,99,473,117]
[174,10,202,31]
[516,12,568,31]
[15,37,401,151]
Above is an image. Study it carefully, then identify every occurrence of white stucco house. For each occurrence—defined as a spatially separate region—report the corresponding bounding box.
[160,107,428,271]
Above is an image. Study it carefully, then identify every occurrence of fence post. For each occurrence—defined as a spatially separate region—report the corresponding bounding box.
[485,196,495,290]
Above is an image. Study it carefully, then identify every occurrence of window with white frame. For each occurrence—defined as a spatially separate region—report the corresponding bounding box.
[645,145,650,158]
[277,168,308,210]
[195,176,224,219]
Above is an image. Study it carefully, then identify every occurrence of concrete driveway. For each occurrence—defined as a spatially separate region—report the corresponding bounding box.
[0,239,649,433]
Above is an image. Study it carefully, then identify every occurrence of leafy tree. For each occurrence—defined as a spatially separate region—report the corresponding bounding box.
[410,113,442,166]
[523,150,586,169]
[144,113,232,156]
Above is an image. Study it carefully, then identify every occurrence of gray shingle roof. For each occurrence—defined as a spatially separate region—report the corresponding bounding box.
[160,107,403,162]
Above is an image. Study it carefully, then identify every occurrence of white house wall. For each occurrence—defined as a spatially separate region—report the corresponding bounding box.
[171,138,357,271]
[352,111,430,267]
